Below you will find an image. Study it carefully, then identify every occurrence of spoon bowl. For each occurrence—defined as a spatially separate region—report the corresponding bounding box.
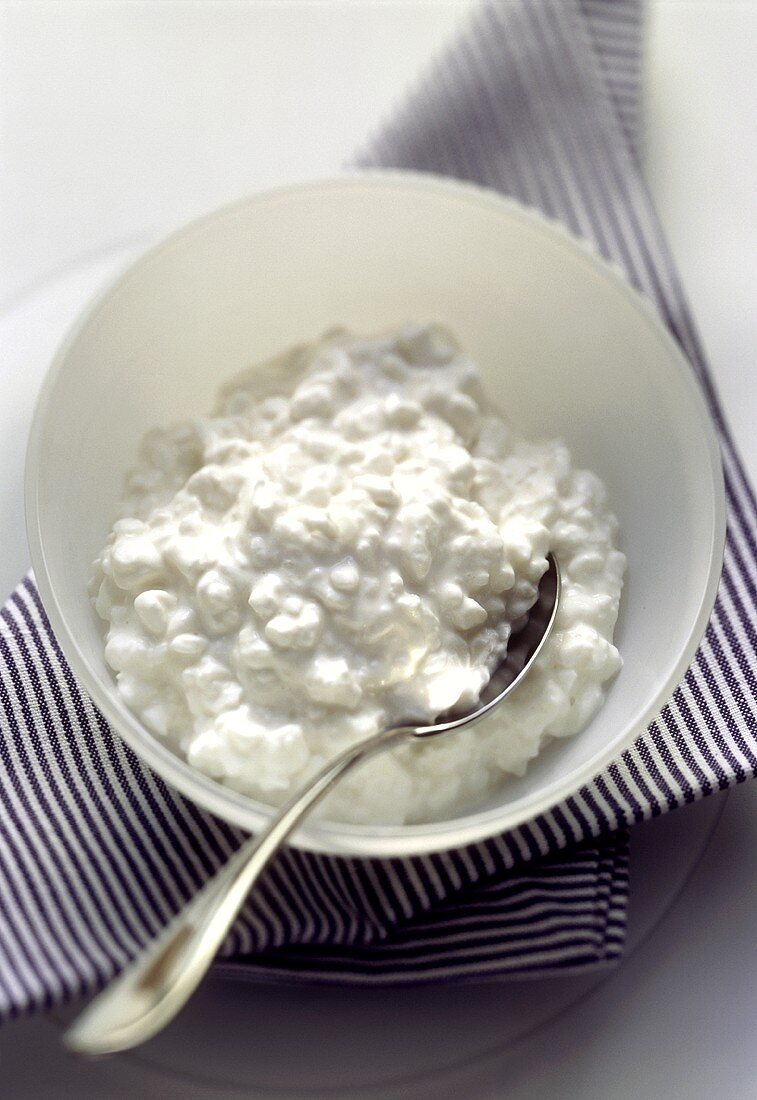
[419,552,561,734]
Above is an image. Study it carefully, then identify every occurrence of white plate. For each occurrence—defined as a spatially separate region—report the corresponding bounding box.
[0,253,729,1097]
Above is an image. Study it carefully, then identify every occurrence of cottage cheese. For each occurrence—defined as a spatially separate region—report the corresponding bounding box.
[91,324,625,825]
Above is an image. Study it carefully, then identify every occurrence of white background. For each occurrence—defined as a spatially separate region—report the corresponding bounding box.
[0,1,755,1096]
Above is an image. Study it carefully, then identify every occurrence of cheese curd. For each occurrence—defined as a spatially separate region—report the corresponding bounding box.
[91,324,625,825]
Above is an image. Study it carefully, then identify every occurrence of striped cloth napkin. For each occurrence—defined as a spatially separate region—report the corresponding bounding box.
[1,0,755,1021]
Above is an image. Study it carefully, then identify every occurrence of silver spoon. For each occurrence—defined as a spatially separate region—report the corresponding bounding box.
[64,553,560,1056]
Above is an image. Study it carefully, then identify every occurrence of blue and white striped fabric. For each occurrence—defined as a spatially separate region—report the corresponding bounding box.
[1,0,755,1020]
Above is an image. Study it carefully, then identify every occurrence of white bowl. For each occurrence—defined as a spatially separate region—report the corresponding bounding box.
[25,173,725,858]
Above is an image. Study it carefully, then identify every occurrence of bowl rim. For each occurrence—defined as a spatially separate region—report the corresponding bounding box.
[25,170,727,858]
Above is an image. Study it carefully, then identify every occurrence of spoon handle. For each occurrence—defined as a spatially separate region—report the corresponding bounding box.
[64,724,411,1057]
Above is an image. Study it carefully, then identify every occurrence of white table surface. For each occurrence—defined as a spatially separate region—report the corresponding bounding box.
[0,1,755,1096]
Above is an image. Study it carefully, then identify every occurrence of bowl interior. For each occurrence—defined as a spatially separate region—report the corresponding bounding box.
[27,175,724,856]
